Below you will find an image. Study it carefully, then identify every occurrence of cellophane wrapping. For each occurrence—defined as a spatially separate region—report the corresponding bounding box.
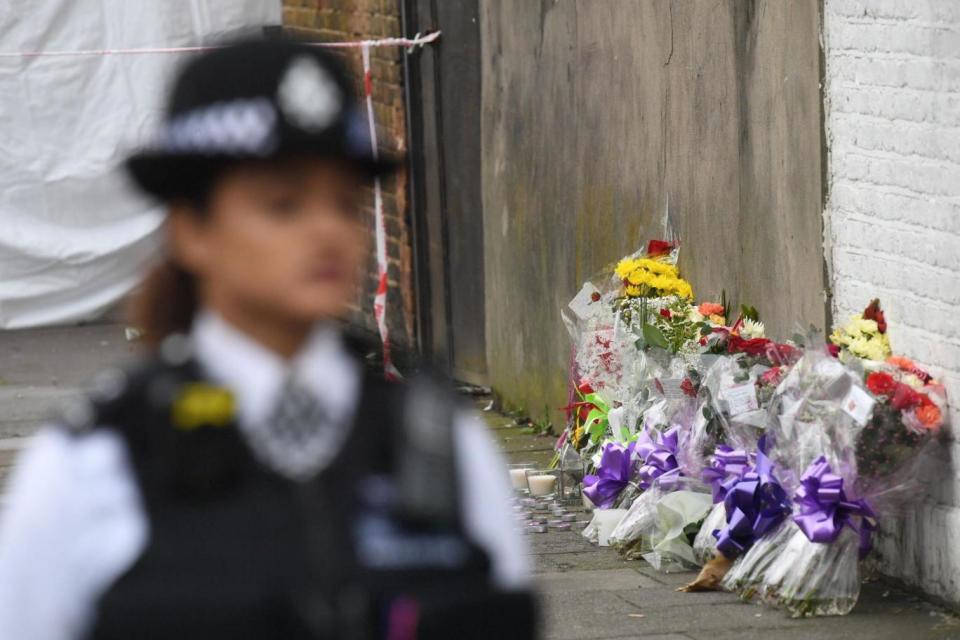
[722,346,866,616]
[690,354,772,564]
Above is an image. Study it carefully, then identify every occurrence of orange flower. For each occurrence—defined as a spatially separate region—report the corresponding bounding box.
[886,355,934,384]
[698,302,724,316]
[915,404,942,430]
[886,355,916,370]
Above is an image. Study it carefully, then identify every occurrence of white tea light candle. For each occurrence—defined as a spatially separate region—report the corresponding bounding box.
[509,468,529,490]
[527,474,557,497]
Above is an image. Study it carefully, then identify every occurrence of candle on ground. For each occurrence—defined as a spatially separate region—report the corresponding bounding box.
[527,474,557,497]
[509,468,529,490]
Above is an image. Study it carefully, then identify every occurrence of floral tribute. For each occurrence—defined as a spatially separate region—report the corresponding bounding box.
[555,241,948,618]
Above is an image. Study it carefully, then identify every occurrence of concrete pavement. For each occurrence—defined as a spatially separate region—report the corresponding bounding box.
[0,322,137,490]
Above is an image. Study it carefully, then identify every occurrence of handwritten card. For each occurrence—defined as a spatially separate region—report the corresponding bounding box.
[842,385,876,426]
[568,282,601,320]
[722,383,760,417]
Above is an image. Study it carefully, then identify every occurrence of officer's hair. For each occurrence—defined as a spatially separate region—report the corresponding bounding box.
[128,256,199,351]
[126,177,218,351]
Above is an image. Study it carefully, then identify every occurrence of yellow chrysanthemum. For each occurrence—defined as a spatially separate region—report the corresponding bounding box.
[635,258,677,277]
[615,257,641,281]
[672,279,694,300]
[616,255,693,299]
[853,317,879,335]
[626,269,652,286]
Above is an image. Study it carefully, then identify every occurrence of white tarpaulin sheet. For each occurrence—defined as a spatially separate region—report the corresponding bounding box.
[0,0,281,329]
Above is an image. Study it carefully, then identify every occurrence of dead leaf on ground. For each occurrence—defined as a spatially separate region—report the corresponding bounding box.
[677,553,732,592]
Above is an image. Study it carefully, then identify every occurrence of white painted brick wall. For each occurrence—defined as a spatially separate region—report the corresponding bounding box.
[824,0,960,605]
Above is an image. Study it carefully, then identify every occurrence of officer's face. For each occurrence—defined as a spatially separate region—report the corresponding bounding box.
[170,158,370,328]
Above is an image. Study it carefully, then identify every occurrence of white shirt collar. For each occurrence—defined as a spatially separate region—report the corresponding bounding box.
[189,310,361,427]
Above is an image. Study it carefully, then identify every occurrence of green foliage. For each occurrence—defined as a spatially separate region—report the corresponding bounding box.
[740,304,760,322]
[642,322,670,349]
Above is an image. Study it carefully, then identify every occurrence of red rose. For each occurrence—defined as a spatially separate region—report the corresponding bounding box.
[680,377,697,398]
[827,343,841,358]
[727,334,772,357]
[660,308,672,319]
[768,343,801,366]
[863,299,887,334]
[590,292,601,302]
[890,383,922,411]
[647,239,674,256]
[866,372,896,397]
[578,381,594,395]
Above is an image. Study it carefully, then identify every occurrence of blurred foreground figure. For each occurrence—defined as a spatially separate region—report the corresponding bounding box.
[0,38,536,639]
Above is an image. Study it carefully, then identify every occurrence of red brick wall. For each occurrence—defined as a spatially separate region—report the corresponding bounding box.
[283,0,415,350]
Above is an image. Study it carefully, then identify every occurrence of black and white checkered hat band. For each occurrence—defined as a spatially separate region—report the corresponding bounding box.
[159,97,279,156]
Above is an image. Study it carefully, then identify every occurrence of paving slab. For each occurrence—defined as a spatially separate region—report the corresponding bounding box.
[0,323,135,489]
[538,569,661,593]
[539,550,640,574]
[0,323,135,388]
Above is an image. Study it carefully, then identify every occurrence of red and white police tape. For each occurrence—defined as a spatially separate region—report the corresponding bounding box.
[361,42,403,381]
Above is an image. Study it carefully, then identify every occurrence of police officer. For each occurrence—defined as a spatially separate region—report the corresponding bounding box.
[0,38,537,639]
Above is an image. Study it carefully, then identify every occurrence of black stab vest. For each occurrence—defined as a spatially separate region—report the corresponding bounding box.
[79,356,537,640]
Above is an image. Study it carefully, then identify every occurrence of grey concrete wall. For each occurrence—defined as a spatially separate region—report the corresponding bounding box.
[480,0,825,421]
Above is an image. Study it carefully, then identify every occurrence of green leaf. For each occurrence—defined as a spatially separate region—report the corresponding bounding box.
[642,323,670,350]
[740,304,760,322]
[583,392,610,414]
[587,414,608,441]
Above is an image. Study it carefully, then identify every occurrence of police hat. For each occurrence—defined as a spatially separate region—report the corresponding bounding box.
[126,38,398,201]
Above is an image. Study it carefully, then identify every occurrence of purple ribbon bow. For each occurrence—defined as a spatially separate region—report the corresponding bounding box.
[635,427,681,490]
[701,445,752,504]
[792,456,877,559]
[713,440,791,558]
[583,441,637,509]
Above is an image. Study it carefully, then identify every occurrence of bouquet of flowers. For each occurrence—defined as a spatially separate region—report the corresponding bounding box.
[559,240,695,468]
[857,357,945,490]
[714,344,867,615]
[716,323,945,617]
[831,302,945,495]
[605,421,713,571]
[682,316,801,566]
